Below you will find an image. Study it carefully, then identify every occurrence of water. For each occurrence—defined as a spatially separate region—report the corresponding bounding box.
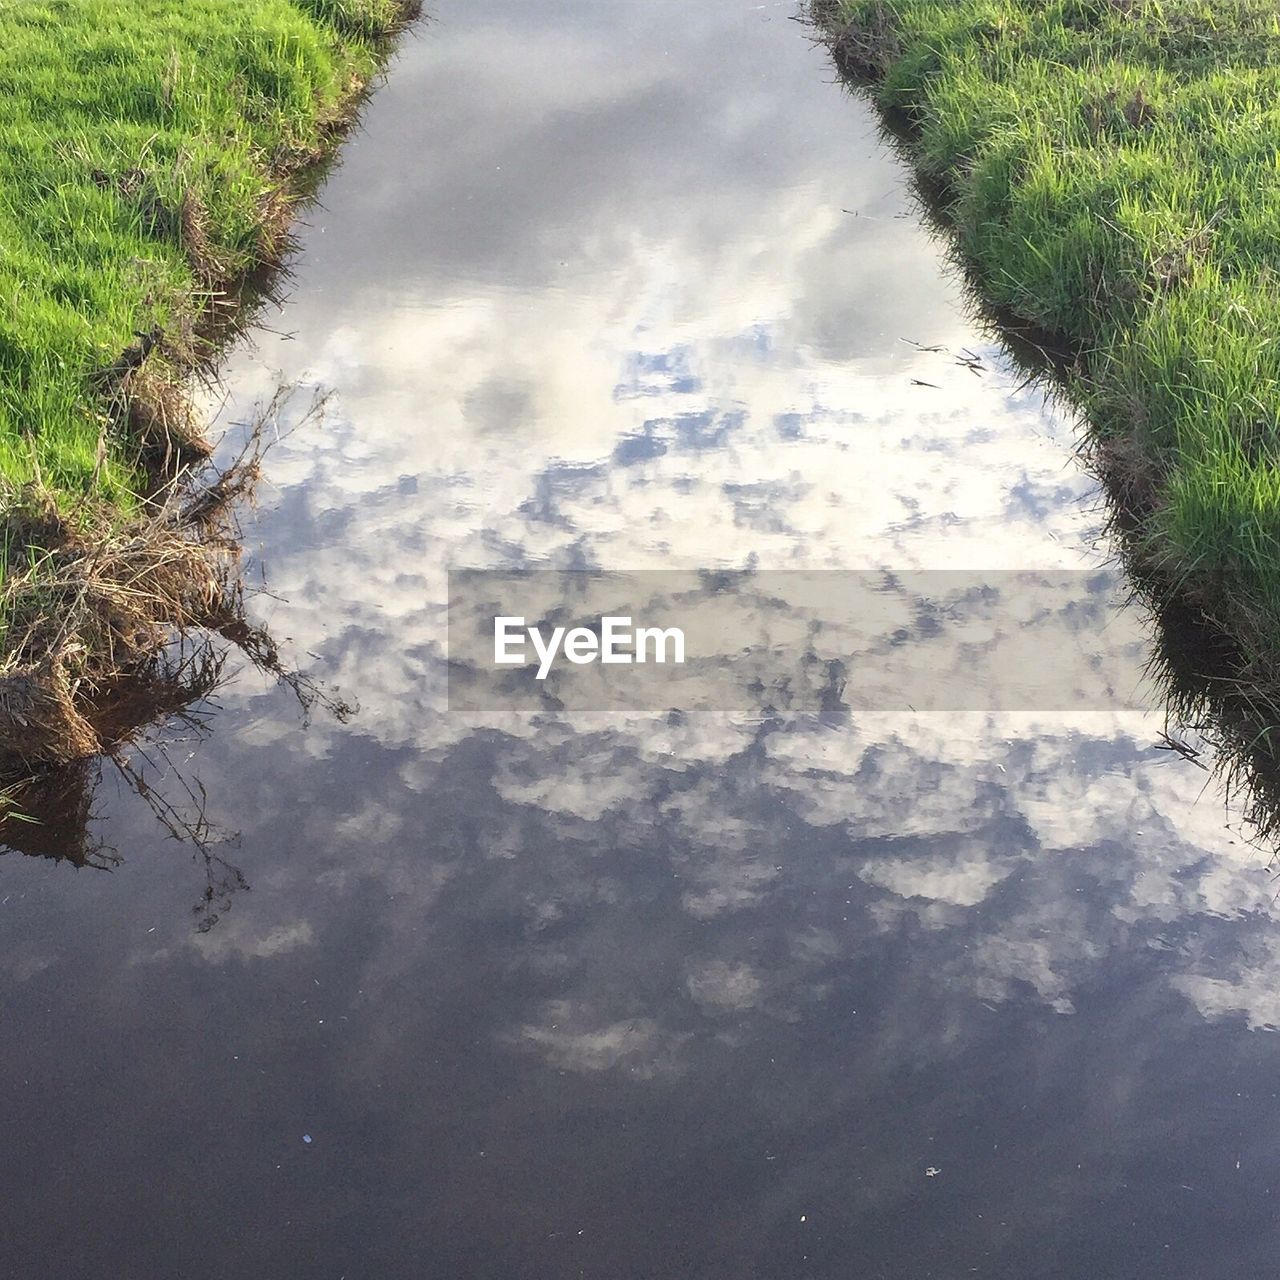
[4,2,1280,1275]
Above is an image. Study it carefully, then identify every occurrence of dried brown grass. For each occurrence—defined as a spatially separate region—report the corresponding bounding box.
[0,418,269,771]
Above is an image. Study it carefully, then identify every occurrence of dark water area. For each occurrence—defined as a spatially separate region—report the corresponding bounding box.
[4,2,1280,1276]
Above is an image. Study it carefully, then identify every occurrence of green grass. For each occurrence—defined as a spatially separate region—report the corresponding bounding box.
[0,0,404,510]
[822,0,1280,675]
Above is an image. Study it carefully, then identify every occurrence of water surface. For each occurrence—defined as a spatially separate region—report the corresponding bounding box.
[4,2,1280,1276]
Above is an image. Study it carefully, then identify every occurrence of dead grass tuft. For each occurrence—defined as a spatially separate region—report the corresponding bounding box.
[125,361,215,467]
[1083,86,1159,135]
[0,416,272,770]
[91,324,212,470]
[177,186,220,282]
[0,384,351,773]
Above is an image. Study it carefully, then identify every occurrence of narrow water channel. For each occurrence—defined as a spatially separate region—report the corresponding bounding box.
[4,2,1279,1275]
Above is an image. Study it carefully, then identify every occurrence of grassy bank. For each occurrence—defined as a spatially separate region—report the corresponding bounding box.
[817,1,1280,713]
[0,0,414,765]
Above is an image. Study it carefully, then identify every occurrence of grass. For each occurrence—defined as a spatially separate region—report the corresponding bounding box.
[0,0,413,765]
[0,0,409,503]
[816,0,1280,712]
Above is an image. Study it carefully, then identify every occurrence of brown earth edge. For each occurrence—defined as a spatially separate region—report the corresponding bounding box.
[812,7,1280,845]
[0,2,420,778]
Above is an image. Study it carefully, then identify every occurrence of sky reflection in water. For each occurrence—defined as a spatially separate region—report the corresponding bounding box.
[2,0,1280,1276]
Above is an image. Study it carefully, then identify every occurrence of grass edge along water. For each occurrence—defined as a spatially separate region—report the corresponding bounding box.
[815,0,1280,802]
[0,0,417,769]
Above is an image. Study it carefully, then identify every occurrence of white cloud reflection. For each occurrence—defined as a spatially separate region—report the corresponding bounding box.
[173,0,1280,1065]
